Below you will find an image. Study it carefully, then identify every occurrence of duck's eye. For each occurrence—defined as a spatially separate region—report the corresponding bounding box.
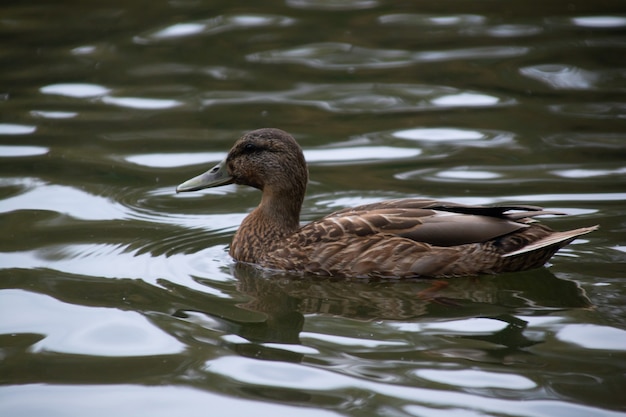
[243,143,261,153]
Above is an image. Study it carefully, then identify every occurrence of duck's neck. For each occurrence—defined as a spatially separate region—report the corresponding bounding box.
[230,186,304,264]
[257,188,304,233]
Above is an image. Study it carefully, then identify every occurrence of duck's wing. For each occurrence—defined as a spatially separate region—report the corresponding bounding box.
[309,199,564,247]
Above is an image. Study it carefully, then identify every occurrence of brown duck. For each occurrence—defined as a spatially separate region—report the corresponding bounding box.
[176,128,597,278]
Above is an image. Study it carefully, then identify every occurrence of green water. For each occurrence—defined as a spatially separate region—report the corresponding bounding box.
[1,0,625,416]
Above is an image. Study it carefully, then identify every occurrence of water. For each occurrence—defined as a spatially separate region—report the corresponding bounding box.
[1,0,625,415]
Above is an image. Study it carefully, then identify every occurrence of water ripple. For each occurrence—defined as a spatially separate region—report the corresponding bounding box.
[0,179,127,221]
[286,0,379,10]
[116,185,245,230]
[366,127,516,150]
[548,102,626,119]
[0,178,240,234]
[414,369,536,389]
[379,14,542,38]
[204,356,622,417]
[125,145,420,169]
[542,132,626,149]
[129,63,249,80]
[483,24,543,37]
[300,332,407,348]
[397,164,583,184]
[0,384,342,417]
[201,83,512,113]
[3,242,233,286]
[134,14,295,43]
[248,42,528,70]
[520,64,625,91]
[0,289,184,356]
[379,13,486,27]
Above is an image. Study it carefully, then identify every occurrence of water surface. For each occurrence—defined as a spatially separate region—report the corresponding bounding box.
[1,0,625,416]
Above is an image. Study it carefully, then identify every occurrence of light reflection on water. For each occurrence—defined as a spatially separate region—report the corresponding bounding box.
[1,0,625,416]
[0,290,185,356]
[247,42,529,69]
[200,83,512,113]
[135,14,296,43]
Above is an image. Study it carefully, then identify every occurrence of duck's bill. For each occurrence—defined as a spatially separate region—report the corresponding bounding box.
[176,159,234,193]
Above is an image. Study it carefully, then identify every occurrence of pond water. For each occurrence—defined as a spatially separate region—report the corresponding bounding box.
[1,0,625,416]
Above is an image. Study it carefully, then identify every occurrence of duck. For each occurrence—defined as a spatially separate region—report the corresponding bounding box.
[176,128,597,278]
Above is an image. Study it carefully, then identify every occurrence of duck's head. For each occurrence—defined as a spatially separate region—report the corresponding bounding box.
[176,128,308,196]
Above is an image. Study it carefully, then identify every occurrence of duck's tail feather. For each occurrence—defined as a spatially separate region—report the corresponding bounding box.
[502,225,599,258]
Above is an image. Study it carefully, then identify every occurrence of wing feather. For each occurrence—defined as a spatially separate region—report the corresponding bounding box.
[304,199,557,247]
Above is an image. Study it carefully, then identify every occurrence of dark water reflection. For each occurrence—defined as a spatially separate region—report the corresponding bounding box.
[1,0,626,416]
[233,264,591,324]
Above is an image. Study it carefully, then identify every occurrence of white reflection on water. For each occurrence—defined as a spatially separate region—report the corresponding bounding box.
[393,127,484,142]
[0,243,234,291]
[557,324,626,351]
[0,384,343,417]
[486,24,542,37]
[0,181,126,221]
[248,42,528,70]
[207,355,355,390]
[432,92,500,106]
[612,245,626,253]
[543,133,626,148]
[30,110,78,119]
[551,167,626,178]
[101,96,183,110]
[205,356,621,417]
[126,152,226,168]
[414,369,536,389]
[71,45,97,55]
[222,334,321,354]
[0,145,48,157]
[571,16,626,28]
[305,146,421,162]
[200,83,512,113]
[287,0,379,11]
[395,165,528,183]
[300,332,406,348]
[0,123,37,135]
[125,146,420,168]
[501,192,626,203]
[548,102,626,119]
[315,195,388,209]
[384,126,517,149]
[150,22,205,39]
[136,14,295,43]
[0,290,184,356]
[379,13,486,26]
[390,317,508,334]
[520,64,598,90]
[40,83,110,98]
[435,169,501,180]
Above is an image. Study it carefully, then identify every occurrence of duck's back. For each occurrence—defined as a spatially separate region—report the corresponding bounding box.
[258,199,597,278]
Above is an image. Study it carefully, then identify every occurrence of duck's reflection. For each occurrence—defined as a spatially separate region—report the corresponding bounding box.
[231,263,591,345]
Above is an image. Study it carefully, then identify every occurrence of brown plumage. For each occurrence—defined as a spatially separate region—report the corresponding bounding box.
[176,128,597,278]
